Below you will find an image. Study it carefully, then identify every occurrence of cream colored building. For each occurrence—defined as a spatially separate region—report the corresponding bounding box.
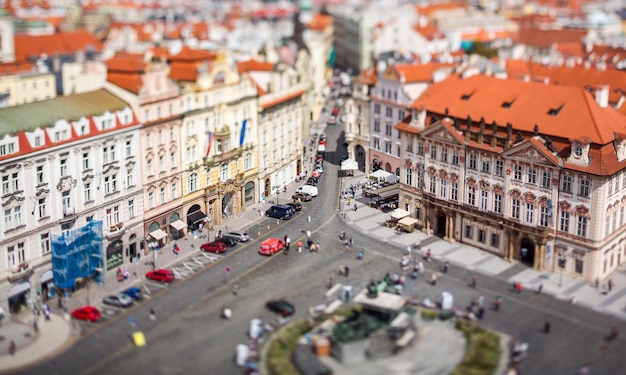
[0,71,56,108]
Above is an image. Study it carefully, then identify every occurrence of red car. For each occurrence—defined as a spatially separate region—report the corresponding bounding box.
[201,241,227,253]
[259,238,285,256]
[146,269,175,283]
[71,306,101,322]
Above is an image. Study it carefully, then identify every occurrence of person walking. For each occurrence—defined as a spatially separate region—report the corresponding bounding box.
[442,261,449,273]
[515,282,522,294]
[297,241,303,253]
[43,304,51,321]
[493,296,502,311]
[339,264,345,276]
[345,266,350,277]
[471,274,478,288]
[418,261,424,274]
[149,308,156,321]
[8,340,16,356]
[537,283,544,294]
[327,277,334,289]
[608,279,614,292]
[430,272,437,286]
[544,321,551,334]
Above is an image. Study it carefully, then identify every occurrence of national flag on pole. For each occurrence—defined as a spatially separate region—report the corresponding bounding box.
[239,119,247,146]
[205,131,215,157]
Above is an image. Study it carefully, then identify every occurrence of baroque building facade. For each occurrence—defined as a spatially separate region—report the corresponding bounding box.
[397,74,626,282]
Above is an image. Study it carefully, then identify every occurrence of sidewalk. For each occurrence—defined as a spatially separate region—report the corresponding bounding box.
[340,171,626,320]
[0,147,319,373]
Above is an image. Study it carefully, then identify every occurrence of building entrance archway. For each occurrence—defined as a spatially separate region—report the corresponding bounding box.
[520,237,536,266]
[355,145,366,171]
[222,192,233,218]
[436,214,446,237]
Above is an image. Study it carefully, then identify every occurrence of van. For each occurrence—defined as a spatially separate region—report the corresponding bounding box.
[265,204,293,220]
[296,185,318,197]
[259,237,285,255]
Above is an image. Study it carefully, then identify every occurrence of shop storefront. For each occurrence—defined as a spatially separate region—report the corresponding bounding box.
[106,240,123,271]
[169,213,186,240]
[40,269,55,301]
[8,281,31,314]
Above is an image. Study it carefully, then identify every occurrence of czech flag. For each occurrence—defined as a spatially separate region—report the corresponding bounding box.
[205,131,215,157]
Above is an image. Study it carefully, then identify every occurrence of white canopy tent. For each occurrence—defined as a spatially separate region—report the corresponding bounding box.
[390,208,410,220]
[341,158,359,171]
[370,169,399,184]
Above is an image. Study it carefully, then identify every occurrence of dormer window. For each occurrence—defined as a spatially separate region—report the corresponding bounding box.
[573,146,583,158]
[547,104,564,116]
[501,99,515,108]
[461,92,473,101]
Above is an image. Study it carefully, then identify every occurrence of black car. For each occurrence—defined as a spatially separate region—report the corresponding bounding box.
[287,202,302,211]
[306,178,319,186]
[291,192,313,202]
[215,236,238,247]
[266,299,295,317]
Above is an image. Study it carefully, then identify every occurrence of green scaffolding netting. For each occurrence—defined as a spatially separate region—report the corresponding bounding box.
[51,220,104,289]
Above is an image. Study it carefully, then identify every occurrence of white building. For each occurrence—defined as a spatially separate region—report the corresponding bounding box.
[0,89,143,314]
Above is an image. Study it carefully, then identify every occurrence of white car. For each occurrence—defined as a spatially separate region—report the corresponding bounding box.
[227,232,250,242]
[296,185,318,197]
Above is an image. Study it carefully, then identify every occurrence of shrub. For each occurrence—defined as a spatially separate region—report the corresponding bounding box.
[267,320,313,375]
[451,319,502,375]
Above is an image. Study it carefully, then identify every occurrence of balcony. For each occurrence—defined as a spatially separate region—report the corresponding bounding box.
[7,262,34,283]
[63,207,75,218]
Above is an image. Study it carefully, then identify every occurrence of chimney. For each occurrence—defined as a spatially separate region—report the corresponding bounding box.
[595,85,609,108]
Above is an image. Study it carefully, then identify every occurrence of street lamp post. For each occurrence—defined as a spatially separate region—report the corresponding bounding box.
[206,218,213,242]
[148,240,158,270]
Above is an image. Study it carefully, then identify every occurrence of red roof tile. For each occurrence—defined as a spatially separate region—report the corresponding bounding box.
[308,13,332,31]
[14,30,102,63]
[261,89,305,110]
[392,63,452,83]
[237,59,274,74]
[515,27,587,49]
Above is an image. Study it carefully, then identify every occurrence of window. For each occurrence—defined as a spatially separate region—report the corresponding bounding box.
[146,133,151,147]
[60,159,67,177]
[429,175,436,194]
[102,147,109,164]
[579,178,590,197]
[106,207,120,227]
[527,168,536,184]
[220,164,229,181]
[481,159,491,173]
[188,173,198,192]
[606,215,611,236]
[104,175,117,194]
[561,175,572,193]
[62,191,71,214]
[406,168,412,186]
[622,206,625,227]
[511,199,520,219]
[451,149,459,165]
[159,156,165,172]
[480,190,488,210]
[36,166,43,185]
[35,136,42,147]
[385,141,392,154]
[110,145,116,161]
[542,171,551,188]
[577,216,587,237]
[147,159,153,176]
[41,233,50,254]
[417,142,424,155]
[385,106,392,117]
[10,173,17,192]
[467,187,476,206]
[13,206,21,227]
[374,103,380,114]
[451,182,458,201]
[465,225,473,239]
[171,183,177,199]
[560,212,570,232]
[126,169,134,188]
[160,187,166,203]
[513,165,522,181]
[575,258,583,274]
[128,199,135,218]
[494,193,502,214]
[374,120,380,132]
[440,179,447,198]
[38,198,46,218]
[158,129,163,144]
[148,192,154,209]
[4,208,12,229]
[495,160,504,176]
[525,203,534,225]
[430,144,437,159]
[468,154,477,169]
[244,153,253,170]
[441,147,448,163]
[490,233,499,248]
[540,206,549,226]
[2,175,9,194]
[82,152,90,170]
[170,152,175,167]
[478,229,486,243]
[84,183,91,201]
[385,123,392,136]
[125,141,132,157]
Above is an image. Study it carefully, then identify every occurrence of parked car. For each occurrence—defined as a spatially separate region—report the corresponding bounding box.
[121,287,143,301]
[259,238,285,255]
[71,306,101,322]
[314,165,324,174]
[306,178,319,186]
[296,185,318,197]
[215,236,239,247]
[227,232,250,242]
[331,107,339,116]
[265,205,294,220]
[318,139,327,146]
[319,133,327,141]
[316,155,324,162]
[145,269,175,283]
[266,299,296,317]
[292,192,313,202]
[201,241,228,253]
[311,170,321,178]
[327,116,336,125]
[103,293,134,308]
[287,202,302,211]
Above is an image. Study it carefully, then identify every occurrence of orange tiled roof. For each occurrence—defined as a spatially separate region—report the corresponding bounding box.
[393,63,452,83]
[261,89,305,109]
[308,13,332,31]
[0,62,34,74]
[505,60,626,104]
[356,67,377,85]
[515,27,587,49]
[412,22,442,41]
[14,30,102,63]
[169,46,216,62]
[461,29,515,43]
[237,59,274,74]
[105,53,147,94]
[169,61,201,82]
[585,45,626,64]
[415,2,466,17]
[411,74,626,146]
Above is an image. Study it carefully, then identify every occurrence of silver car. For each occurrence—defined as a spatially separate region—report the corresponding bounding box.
[227,232,250,242]
[102,293,134,308]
